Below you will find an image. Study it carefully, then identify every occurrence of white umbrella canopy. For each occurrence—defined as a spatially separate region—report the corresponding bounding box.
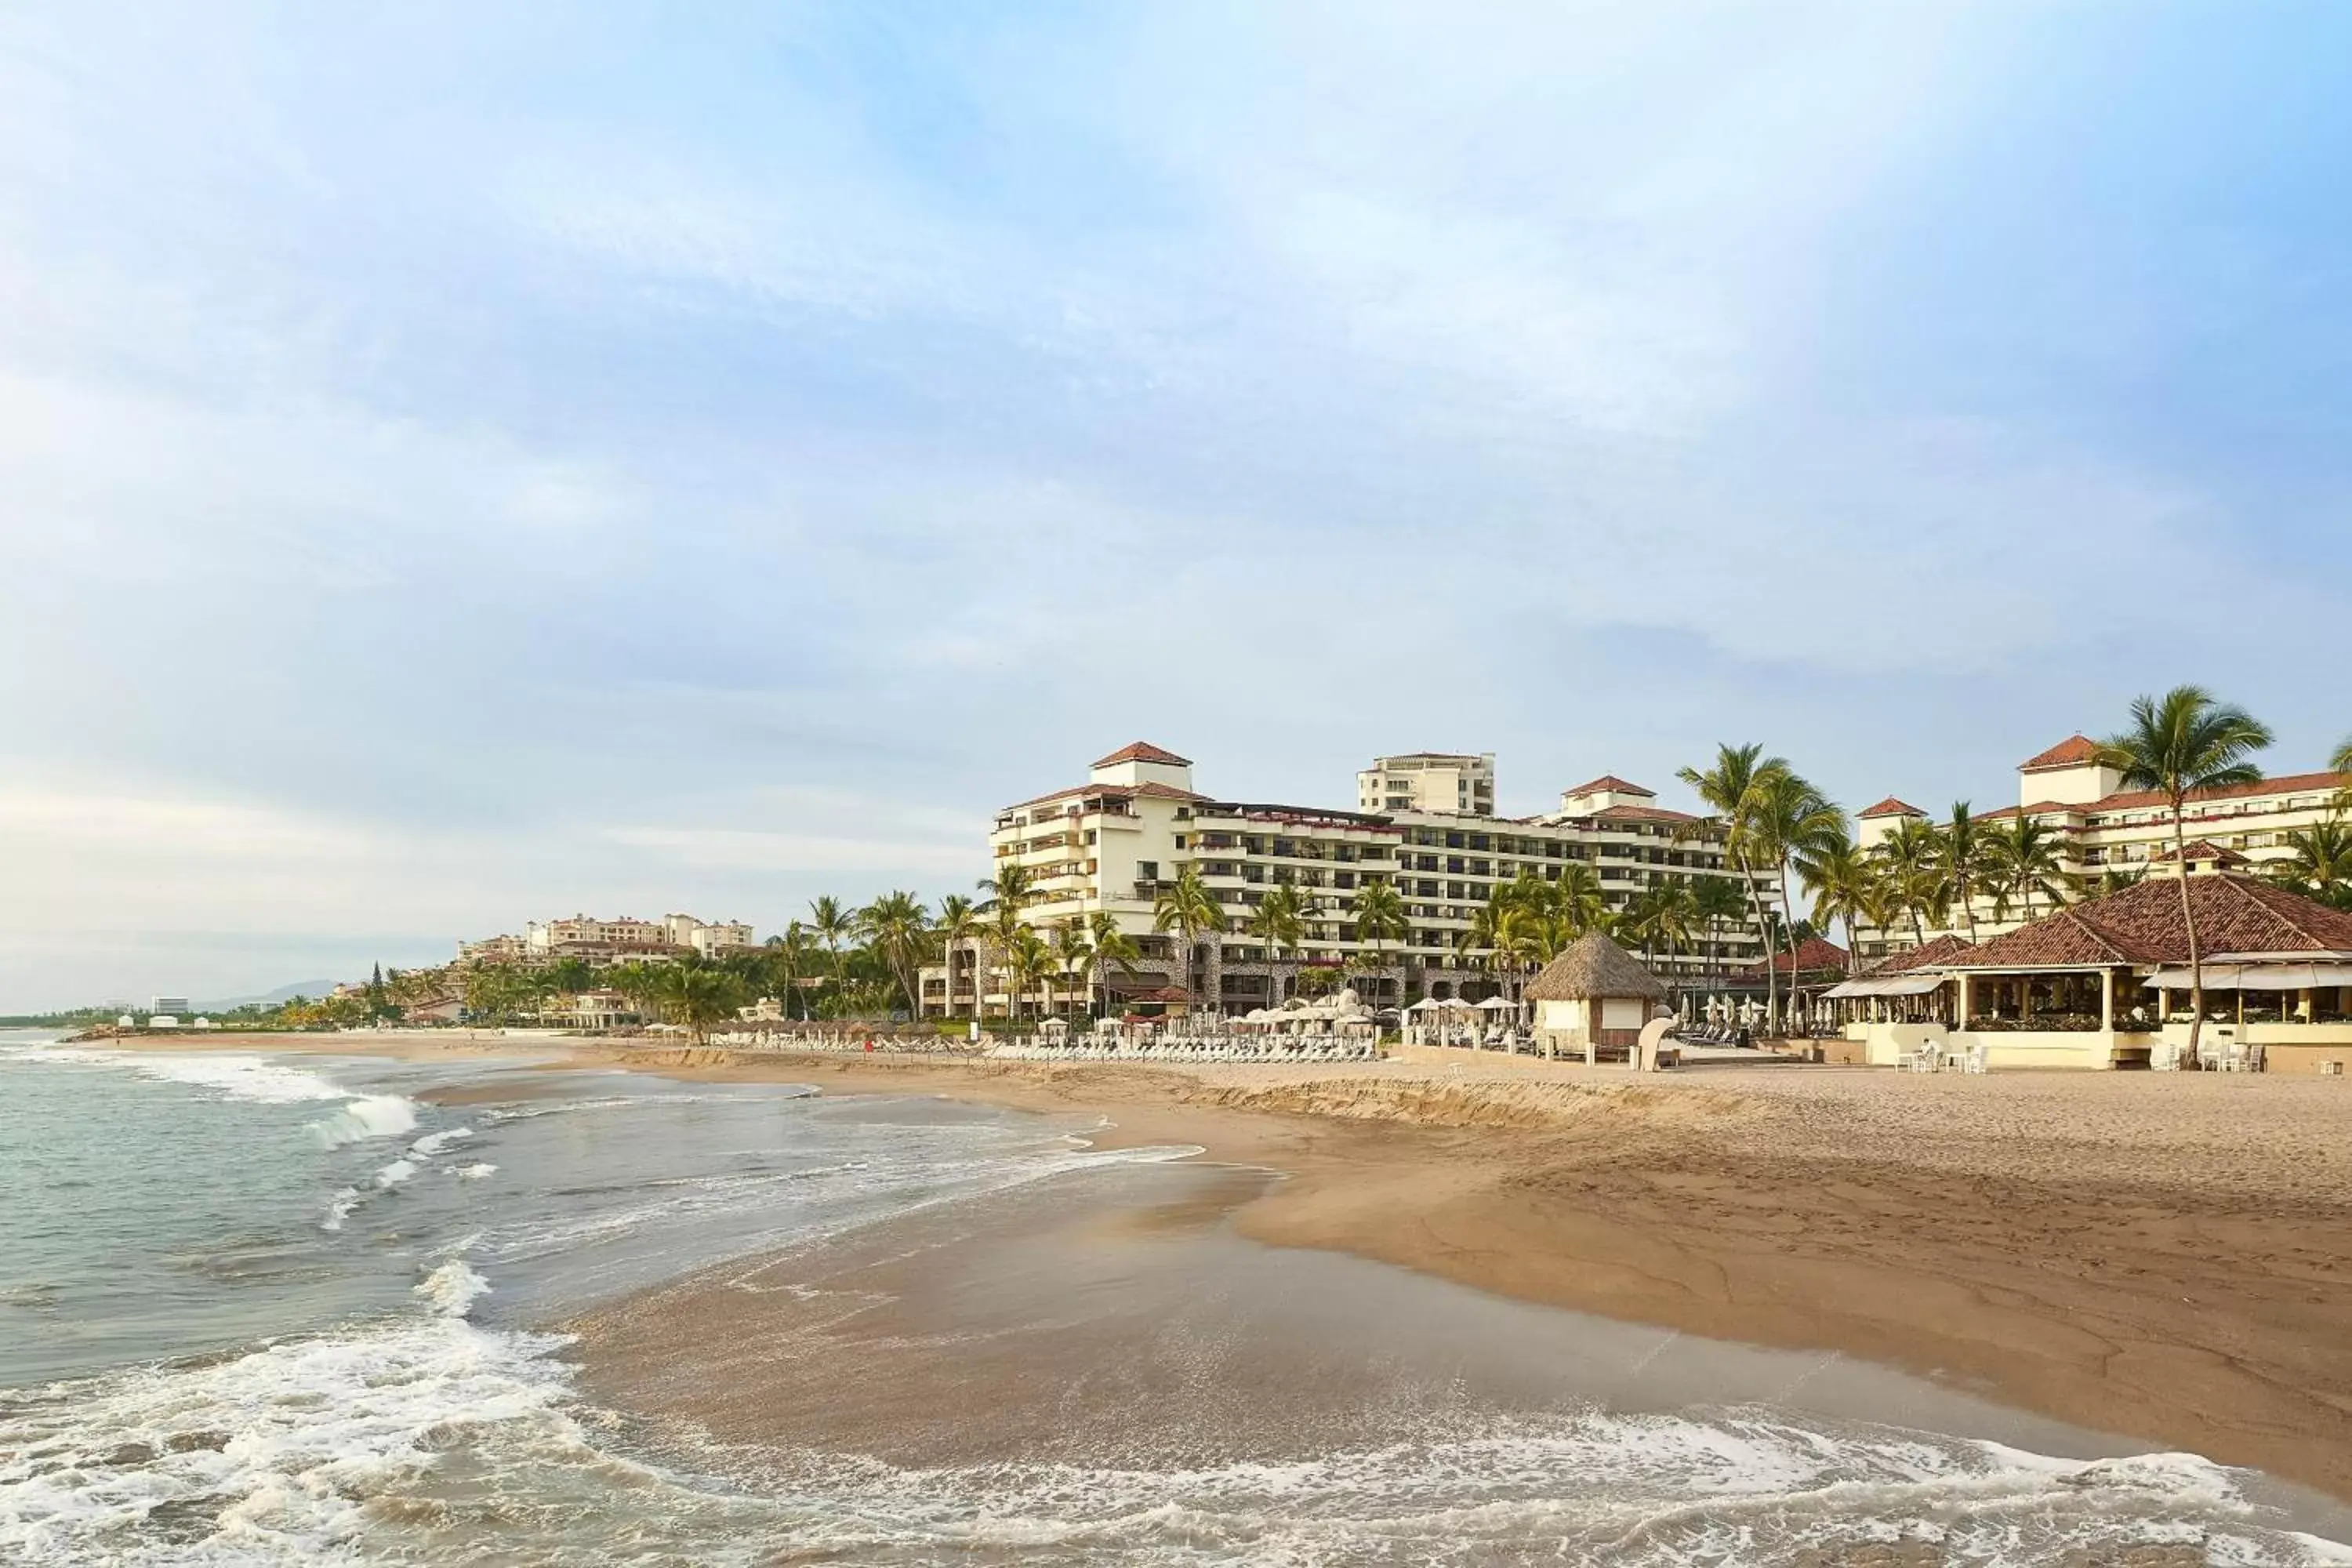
[1475,996,1516,1012]
[1406,998,1445,1014]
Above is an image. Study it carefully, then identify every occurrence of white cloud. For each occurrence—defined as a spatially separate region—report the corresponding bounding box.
[0,2,2343,1008]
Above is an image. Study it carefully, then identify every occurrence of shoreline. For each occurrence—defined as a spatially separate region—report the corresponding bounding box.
[75,1030,2352,1503]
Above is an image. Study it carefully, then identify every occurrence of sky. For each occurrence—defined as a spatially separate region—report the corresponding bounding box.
[2,2,2349,1009]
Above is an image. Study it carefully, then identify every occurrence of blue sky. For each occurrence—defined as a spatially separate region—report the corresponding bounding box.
[2,2,2348,1009]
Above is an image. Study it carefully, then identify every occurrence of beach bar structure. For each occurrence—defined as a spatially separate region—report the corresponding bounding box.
[1834,872,2352,1070]
[1525,933,1668,1062]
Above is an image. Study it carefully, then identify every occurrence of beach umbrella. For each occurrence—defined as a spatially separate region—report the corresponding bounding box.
[1475,995,1515,1012]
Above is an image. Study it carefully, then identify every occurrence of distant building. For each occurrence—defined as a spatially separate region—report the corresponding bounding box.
[457,913,757,968]
[148,1015,182,1029]
[1358,753,1497,817]
[151,996,191,1016]
[559,989,641,1029]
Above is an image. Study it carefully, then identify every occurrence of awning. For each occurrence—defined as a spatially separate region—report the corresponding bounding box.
[2144,964,2352,992]
[1824,974,1951,999]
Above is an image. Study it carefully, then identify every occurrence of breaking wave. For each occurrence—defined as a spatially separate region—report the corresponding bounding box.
[0,1318,571,1566]
[309,1094,419,1149]
[414,1260,492,1319]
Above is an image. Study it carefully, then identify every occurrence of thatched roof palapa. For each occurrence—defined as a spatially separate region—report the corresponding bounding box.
[1524,933,1668,1002]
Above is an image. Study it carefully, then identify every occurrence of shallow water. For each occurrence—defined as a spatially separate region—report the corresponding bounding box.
[3,1029,2349,1566]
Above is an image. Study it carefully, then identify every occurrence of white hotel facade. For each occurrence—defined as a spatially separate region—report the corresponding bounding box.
[920,742,1773,1019]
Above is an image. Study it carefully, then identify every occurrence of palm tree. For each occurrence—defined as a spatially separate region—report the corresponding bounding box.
[930,895,982,1020]
[665,962,748,1044]
[1983,815,2068,926]
[2097,687,2274,1069]
[855,891,932,1018]
[1872,816,1947,947]
[1003,927,1052,1025]
[2333,737,2352,814]
[1795,829,1879,973]
[1622,879,1697,968]
[976,861,1036,912]
[1691,874,1748,975]
[1933,803,1990,945]
[2267,818,2352,911]
[1678,744,1792,1035]
[1084,910,1142,1016]
[1554,861,1610,938]
[1751,769,1848,1031]
[1151,862,1225,1017]
[973,862,1038,1025]
[1051,916,1094,1018]
[808,895,854,990]
[1349,876,1410,984]
[1455,888,1507,967]
[1248,884,1308,1004]
[761,923,821,1019]
[2096,863,2148,898]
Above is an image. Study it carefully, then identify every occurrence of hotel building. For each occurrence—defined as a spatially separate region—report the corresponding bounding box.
[458,913,757,967]
[921,742,1773,1019]
[1357,752,1497,816]
[1853,735,2349,964]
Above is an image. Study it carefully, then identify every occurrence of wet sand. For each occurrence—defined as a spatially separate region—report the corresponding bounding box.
[564,1045,2352,1504]
[569,1156,2156,1472]
[94,1033,2352,1501]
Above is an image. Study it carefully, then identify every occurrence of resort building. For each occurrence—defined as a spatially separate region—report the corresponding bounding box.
[1828,869,2352,1071]
[458,913,757,967]
[1854,735,2349,964]
[922,742,1773,1020]
[1358,753,1497,816]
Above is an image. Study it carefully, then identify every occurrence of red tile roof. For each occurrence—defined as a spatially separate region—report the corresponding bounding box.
[2084,770,2349,817]
[1949,874,2352,969]
[1858,797,1925,819]
[1864,934,1979,975]
[1563,775,1655,797]
[1589,803,1697,824]
[1739,936,1850,978]
[1092,741,1192,768]
[2020,735,2104,772]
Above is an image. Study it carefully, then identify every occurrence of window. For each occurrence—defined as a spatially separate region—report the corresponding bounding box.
[1138,862,1159,881]
[1174,834,1186,849]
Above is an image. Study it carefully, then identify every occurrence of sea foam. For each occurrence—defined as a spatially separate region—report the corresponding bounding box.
[0,1318,568,1566]
[415,1260,492,1319]
[408,1127,474,1158]
[74,1051,354,1105]
[53,1047,424,1148]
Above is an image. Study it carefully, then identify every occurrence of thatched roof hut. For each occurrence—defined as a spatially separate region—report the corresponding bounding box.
[1524,933,1667,1003]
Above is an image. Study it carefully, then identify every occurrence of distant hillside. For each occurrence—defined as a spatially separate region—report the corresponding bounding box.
[199,979,343,1011]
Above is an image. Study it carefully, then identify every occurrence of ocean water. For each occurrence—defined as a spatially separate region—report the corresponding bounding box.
[2,1029,2348,1566]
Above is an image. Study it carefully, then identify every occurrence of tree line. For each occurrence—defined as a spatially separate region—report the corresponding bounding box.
[225,693,2352,1052]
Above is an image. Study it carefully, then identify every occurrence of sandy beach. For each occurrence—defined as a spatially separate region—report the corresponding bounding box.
[107,1031,2352,1503]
